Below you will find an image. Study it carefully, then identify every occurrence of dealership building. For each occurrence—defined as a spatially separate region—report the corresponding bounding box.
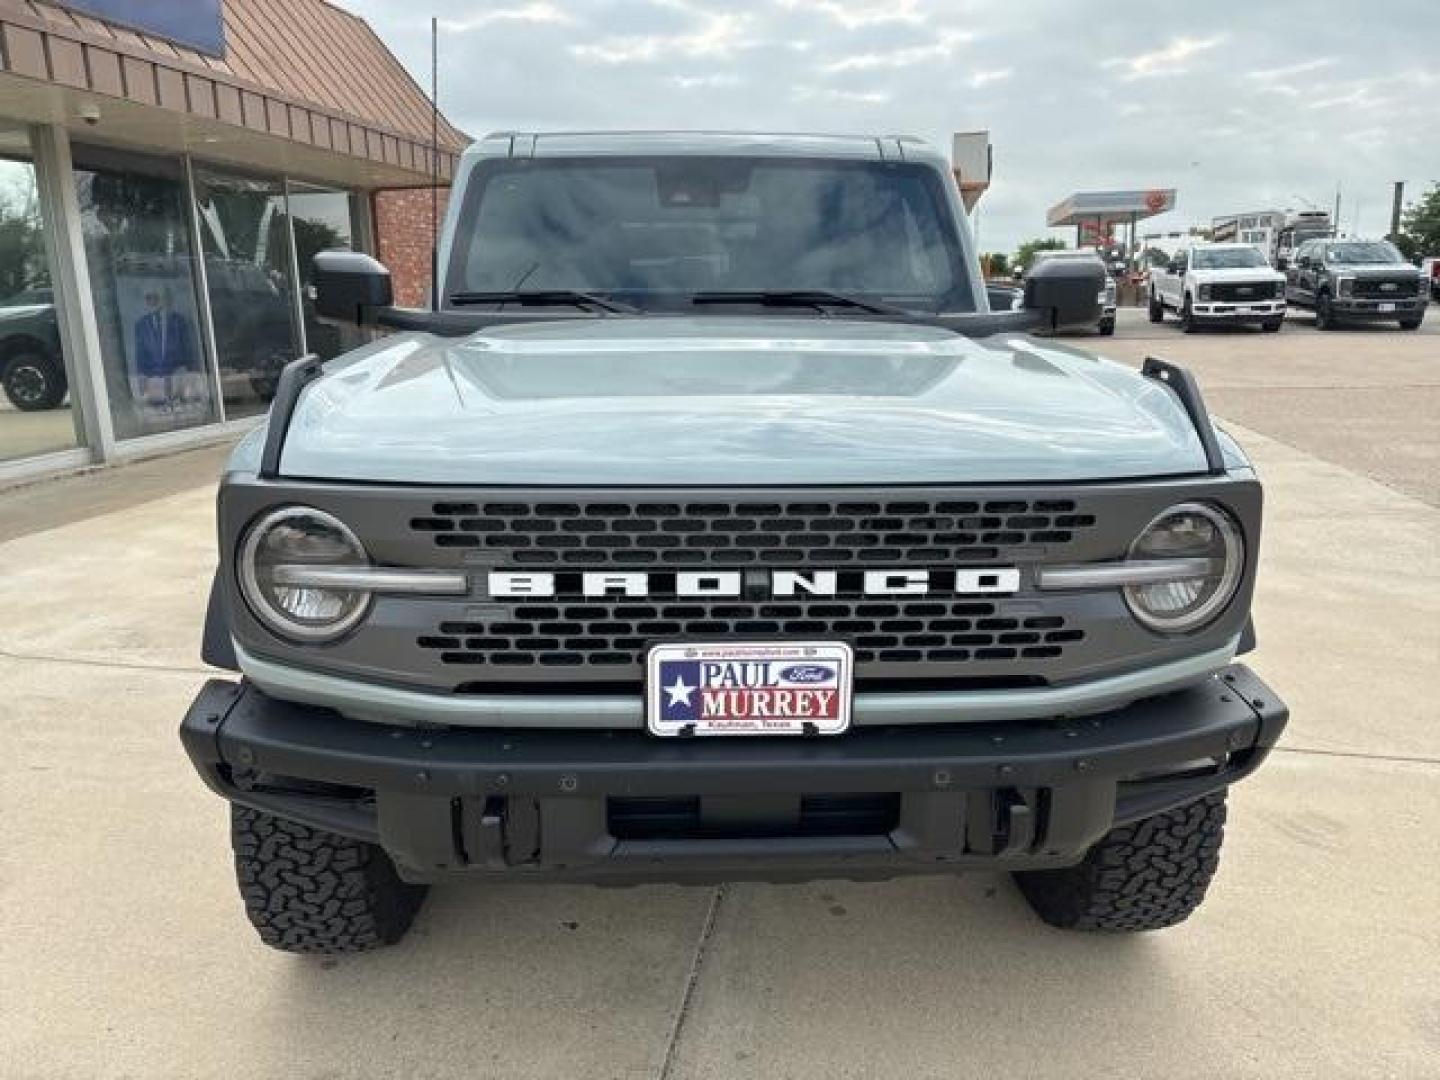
[0,0,467,482]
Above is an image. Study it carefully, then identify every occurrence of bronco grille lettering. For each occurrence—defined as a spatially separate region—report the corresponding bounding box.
[486,568,1020,599]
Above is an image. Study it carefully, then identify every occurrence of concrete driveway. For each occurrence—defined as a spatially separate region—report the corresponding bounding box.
[2,309,1437,1078]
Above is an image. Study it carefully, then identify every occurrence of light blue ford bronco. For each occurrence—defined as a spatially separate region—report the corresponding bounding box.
[180,132,1287,953]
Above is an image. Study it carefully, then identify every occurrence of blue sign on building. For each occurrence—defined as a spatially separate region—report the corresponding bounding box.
[65,1,226,58]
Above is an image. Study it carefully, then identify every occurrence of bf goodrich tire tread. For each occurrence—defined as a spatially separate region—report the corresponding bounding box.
[1013,790,1226,932]
[231,805,428,953]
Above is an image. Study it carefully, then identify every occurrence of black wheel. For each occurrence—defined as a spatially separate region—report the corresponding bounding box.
[231,805,428,954]
[1014,791,1227,932]
[1398,317,1422,331]
[1315,291,1336,330]
[1098,318,1115,336]
[2,350,67,411]
[1261,317,1283,333]
[1147,291,1164,323]
[1180,296,1197,333]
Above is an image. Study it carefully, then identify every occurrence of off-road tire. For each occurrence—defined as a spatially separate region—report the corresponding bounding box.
[1098,318,1115,336]
[1013,790,1226,932]
[1180,296,1197,334]
[1398,317,1422,331]
[2,349,67,411]
[1261,317,1283,332]
[1147,291,1164,323]
[231,805,428,954]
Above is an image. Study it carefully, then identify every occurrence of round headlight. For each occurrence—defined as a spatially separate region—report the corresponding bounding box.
[1124,503,1243,633]
[238,507,371,642]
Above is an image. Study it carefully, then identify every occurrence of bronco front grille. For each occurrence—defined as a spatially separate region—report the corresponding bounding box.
[409,499,1096,567]
[418,599,1085,671]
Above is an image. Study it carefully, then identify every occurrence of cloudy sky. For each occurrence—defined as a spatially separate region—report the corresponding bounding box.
[339,0,1438,254]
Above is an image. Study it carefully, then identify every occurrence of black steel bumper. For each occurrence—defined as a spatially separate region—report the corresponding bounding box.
[180,666,1287,884]
[1331,298,1426,320]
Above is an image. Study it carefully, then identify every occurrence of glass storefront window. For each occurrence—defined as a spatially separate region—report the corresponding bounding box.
[0,124,81,463]
[288,183,368,360]
[73,144,217,441]
[193,169,303,417]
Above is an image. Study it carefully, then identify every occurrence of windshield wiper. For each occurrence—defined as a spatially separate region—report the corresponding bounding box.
[689,290,916,318]
[448,290,639,314]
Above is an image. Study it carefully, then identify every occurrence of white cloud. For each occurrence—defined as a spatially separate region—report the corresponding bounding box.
[570,11,755,64]
[967,67,1012,88]
[673,73,743,89]
[792,85,892,105]
[439,2,571,33]
[775,0,926,30]
[821,29,973,73]
[1245,58,1334,81]
[1102,35,1225,80]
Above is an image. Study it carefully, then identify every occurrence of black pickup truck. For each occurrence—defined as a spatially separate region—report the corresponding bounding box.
[1285,238,1427,330]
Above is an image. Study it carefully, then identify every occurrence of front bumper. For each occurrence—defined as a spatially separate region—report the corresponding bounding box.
[181,665,1287,884]
[1331,297,1426,319]
[1192,300,1285,320]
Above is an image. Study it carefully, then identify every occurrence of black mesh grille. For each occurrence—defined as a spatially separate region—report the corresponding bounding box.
[410,499,1096,567]
[418,599,1084,670]
[1210,281,1279,302]
[1351,276,1415,298]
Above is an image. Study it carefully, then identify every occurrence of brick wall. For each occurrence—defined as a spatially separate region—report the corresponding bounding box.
[373,187,450,308]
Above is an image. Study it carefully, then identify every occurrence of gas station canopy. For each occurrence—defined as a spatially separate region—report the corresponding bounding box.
[1047,189,1177,227]
[1047,189,1177,245]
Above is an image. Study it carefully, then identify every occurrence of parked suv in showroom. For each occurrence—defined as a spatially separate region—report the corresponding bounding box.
[0,287,67,411]
[1286,238,1427,330]
[180,132,1287,953]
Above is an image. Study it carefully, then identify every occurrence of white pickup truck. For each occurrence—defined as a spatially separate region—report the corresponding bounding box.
[1148,242,1286,332]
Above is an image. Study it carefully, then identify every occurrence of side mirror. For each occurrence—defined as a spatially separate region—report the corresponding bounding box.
[1023,256,1104,329]
[1277,257,1290,271]
[313,251,393,325]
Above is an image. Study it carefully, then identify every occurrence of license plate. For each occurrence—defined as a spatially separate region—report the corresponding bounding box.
[1378,302,1396,312]
[646,642,853,737]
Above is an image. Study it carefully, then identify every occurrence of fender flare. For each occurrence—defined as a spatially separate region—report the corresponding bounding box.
[201,569,239,671]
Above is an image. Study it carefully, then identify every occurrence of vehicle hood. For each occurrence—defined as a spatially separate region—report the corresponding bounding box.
[0,302,52,321]
[271,317,1215,485]
[1328,263,1419,276]
[1190,267,1285,283]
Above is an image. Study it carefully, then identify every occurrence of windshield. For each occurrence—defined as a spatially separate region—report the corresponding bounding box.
[1326,241,1402,265]
[1192,247,1268,269]
[445,156,971,313]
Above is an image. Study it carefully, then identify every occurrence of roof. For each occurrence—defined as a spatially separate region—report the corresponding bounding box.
[462,131,949,167]
[0,0,467,180]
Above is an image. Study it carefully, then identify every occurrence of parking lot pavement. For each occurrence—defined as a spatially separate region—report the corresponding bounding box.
[1,315,1437,1078]
[1096,306,1440,507]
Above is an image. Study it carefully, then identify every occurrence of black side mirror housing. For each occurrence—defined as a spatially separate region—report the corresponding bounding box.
[1023,257,1105,329]
[313,251,394,325]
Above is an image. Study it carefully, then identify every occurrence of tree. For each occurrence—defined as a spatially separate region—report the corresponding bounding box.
[1015,237,1066,272]
[1392,182,1440,260]
[980,251,1009,277]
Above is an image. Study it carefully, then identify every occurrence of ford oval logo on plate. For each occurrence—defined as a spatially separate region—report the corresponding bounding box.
[780,664,835,684]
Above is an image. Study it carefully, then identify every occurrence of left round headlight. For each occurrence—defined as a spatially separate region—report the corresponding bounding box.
[238,506,371,642]
[1124,502,1244,633]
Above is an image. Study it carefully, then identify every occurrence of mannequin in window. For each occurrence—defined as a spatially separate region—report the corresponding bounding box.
[134,287,198,411]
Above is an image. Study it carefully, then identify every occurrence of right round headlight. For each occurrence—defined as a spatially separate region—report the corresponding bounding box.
[1124,503,1244,633]
[238,507,371,642]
